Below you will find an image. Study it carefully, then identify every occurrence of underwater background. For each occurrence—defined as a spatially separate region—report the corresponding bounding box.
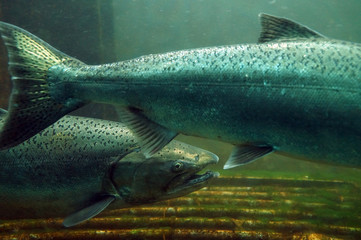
[0,0,361,239]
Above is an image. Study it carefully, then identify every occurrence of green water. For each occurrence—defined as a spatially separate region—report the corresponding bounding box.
[0,0,361,238]
[1,0,361,205]
[111,0,361,61]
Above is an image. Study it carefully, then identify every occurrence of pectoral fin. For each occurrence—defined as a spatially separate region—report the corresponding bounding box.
[117,107,178,157]
[223,144,274,169]
[63,195,115,227]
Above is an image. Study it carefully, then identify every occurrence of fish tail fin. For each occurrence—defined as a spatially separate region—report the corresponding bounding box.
[0,22,85,149]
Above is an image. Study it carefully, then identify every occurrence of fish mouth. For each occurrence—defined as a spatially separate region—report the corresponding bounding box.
[182,170,220,187]
[172,150,219,193]
[160,145,220,197]
[166,169,219,196]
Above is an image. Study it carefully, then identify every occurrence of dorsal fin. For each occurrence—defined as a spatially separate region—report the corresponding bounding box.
[258,13,326,43]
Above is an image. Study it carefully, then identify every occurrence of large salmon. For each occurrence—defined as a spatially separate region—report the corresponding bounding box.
[0,14,360,168]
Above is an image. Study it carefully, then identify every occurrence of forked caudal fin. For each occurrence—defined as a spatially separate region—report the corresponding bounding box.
[0,22,86,150]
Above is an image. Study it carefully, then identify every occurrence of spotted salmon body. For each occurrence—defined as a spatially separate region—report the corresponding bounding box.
[0,110,219,227]
[0,14,360,168]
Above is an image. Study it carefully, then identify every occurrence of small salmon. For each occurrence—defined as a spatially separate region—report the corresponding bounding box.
[0,110,219,227]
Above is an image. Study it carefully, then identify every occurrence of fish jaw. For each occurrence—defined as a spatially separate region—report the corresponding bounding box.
[153,143,220,200]
[164,170,219,199]
[111,140,219,204]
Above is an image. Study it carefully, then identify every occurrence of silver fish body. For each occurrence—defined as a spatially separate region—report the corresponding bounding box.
[51,38,361,166]
[0,14,360,167]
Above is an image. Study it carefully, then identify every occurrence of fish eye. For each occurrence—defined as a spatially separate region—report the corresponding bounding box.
[195,154,199,162]
[172,161,184,172]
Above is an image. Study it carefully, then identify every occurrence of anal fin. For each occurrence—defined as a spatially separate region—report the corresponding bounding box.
[223,144,274,169]
[63,195,115,227]
[117,107,178,157]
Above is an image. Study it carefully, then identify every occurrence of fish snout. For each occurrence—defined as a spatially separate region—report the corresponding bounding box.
[197,149,219,165]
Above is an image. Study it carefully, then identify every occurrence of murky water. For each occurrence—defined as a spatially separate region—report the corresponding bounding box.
[0,0,360,239]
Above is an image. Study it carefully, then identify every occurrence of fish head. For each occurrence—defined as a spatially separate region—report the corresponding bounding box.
[112,140,219,204]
